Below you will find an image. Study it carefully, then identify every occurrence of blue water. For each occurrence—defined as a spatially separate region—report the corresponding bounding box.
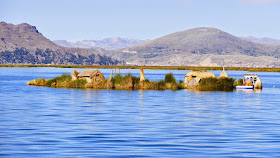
[1,67,280,157]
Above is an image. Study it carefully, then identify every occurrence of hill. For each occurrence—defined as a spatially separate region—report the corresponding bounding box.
[241,36,280,45]
[0,22,122,65]
[53,37,147,50]
[106,27,280,67]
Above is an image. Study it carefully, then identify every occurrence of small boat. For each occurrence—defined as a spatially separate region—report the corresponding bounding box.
[235,74,262,90]
[236,85,254,89]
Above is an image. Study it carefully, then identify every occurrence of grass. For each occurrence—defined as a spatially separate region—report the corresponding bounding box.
[165,73,176,83]
[198,77,235,91]
[28,74,87,88]
[68,79,87,88]
[155,80,166,89]
[132,76,141,85]
[107,73,183,90]
[111,74,126,85]
[178,80,184,89]
[111,73,139,89]
[3,64,280,72]
[27,78,46,86]
[45,74,71,87]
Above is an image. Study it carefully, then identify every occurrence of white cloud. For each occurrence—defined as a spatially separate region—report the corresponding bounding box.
[239,0,280,5]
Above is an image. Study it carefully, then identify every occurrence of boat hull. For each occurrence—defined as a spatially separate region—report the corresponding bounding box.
[236,86,254,89]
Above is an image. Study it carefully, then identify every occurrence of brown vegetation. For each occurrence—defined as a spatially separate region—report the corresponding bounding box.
[197,77,235,91]
[27,73,185,90]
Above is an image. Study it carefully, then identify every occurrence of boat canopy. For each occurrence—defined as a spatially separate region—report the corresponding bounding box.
[244,74,258,78]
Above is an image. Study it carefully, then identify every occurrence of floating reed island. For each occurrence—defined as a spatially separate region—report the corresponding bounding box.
[27,68,184,90]
[27,67,243,91]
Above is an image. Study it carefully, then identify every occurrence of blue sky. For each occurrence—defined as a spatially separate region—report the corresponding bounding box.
[1,0,280,41]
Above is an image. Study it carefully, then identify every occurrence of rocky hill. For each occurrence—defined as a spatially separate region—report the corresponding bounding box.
[0,22,122,65]
[2,23,280,67]
[105,27,280,67]
[241,36,280,45]
[53,37,147,50]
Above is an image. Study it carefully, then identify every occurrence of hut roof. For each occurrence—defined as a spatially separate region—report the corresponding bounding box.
[185,71,216,83]
[78,69,99,77]
[77,69,105,83]
[185,71,216,78]
[219,67,228,78]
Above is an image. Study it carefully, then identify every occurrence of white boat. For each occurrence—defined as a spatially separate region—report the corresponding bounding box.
[235,74,262,90]
[236,85,254,89]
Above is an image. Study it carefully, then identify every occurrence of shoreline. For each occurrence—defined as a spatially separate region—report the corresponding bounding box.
[1,64,280,72]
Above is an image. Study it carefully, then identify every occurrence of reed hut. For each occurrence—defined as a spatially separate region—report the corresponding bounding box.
[77,69,105,83]
[184,71,216,85]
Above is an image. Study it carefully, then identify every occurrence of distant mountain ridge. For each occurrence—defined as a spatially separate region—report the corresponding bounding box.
[100,27,280,67]
[241,36,280,45]
[0,22,122,65]
[2,22,280,67]
[53,37,147,50]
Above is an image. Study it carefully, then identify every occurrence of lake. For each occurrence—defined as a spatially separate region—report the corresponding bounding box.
[1,67,280,157]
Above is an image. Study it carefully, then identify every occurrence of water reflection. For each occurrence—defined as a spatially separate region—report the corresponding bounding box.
[235,89,262,93]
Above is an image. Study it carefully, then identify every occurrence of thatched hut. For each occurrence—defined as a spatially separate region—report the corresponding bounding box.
[184,71,216,85]
[77,69,105,83]
[219,67,228,78]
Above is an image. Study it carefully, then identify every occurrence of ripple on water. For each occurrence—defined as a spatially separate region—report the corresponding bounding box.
[1,68,280,157]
